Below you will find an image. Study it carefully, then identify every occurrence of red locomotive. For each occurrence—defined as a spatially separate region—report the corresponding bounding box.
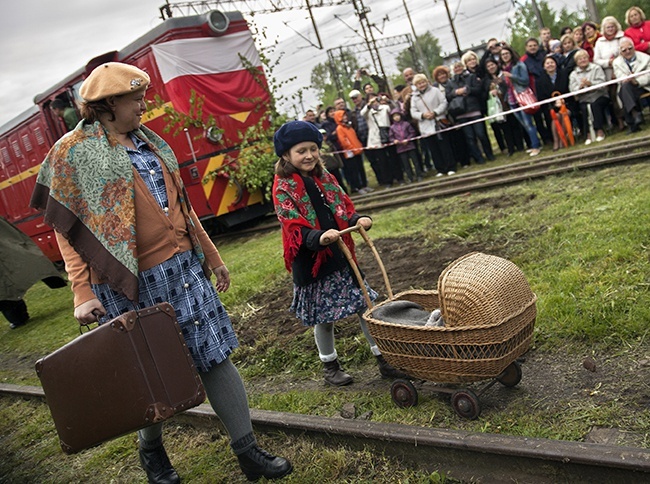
[0,10,271,263]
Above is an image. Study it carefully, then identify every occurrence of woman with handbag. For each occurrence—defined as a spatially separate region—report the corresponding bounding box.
[410,73,457,176]
[500,46,542,157]
[30,63,292,483]
[446,60,495,164]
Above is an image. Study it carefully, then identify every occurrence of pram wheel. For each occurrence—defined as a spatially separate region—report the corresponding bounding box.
[497,361,522,387]
[451,389,481,420]
[390,379,418,408]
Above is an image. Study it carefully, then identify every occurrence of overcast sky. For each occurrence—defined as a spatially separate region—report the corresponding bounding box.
[0,0,584,127]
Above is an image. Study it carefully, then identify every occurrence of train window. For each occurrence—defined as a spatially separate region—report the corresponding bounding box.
[11,140,22,159]
[1,146,11,166]
[34,127,46,145]
[71,81,84,104]
[21,134,33,152]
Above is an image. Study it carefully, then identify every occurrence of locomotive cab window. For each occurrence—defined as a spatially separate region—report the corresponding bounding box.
[48,93,80,134]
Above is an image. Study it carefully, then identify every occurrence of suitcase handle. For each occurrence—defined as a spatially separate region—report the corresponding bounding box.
[335,224,393,309]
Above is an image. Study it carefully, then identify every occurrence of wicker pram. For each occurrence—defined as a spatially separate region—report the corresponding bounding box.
[337,227,537,419]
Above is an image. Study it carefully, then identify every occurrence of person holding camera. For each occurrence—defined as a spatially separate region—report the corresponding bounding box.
[479,38,506,78]
[360,93,404,188]
[353,68,390,99]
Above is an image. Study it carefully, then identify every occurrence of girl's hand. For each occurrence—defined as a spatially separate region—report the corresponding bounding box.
[74,298,106,326]
[320,229,340,245]
[212,265,231,293]
[357,217,373,230]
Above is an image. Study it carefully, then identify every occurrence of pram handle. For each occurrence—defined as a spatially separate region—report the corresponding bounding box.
[335,224,393,309]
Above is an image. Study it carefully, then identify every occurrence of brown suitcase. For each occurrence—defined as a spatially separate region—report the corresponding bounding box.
[35,302,206,454]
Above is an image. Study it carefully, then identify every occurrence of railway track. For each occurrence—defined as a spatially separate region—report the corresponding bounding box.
[221,137,650,237]
[2,383,649,483]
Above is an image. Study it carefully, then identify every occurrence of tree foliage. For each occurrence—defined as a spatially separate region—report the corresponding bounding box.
[596,0,650,25]
[310,49,359,109]
[507,1,587,54]
[506,0,650,55]
[395,31,444,76]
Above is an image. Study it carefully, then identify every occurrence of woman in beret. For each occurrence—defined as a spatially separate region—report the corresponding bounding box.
[30,62,292,483]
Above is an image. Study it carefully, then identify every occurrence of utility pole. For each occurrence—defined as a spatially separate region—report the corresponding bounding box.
[351,0,389,86]
[530,0,545,30]
[440,0,462,57]
[402,0,429,74]
[585,0,600,23]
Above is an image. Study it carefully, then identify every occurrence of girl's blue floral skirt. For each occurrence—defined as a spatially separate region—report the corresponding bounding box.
[290,266,378,326]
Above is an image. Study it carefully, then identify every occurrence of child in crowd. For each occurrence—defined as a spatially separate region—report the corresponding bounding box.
[333,110,371,194]
[388,109,422,182]
[272,121,407,386]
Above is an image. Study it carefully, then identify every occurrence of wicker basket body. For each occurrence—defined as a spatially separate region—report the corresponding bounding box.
[364,252,537,384]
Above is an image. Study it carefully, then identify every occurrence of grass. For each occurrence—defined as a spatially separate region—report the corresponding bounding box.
[1,155,650,481]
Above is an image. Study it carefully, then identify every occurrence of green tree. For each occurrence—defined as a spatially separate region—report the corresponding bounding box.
[596,0,650,26]
[507,1,587,54]
[310,49,359,108]
[395,31,444,76]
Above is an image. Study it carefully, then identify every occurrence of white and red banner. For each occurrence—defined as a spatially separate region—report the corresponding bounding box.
[151,31,269,116]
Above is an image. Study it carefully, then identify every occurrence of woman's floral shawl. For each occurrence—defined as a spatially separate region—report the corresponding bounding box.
[272,170,357,278]
[30,121,205,302]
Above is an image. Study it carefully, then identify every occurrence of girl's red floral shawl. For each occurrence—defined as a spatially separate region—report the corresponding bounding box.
[272,171,357,277]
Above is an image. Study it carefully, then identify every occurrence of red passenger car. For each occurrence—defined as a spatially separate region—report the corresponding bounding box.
[0,10,271,263]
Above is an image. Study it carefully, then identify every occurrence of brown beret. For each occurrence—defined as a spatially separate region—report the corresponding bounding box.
[80,62,150,102]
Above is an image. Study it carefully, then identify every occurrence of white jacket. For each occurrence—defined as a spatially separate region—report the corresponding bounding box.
[360,103,391,148]
[612,50,650,92]
[593,31,625,80]
[569,63,608,103]
[409,85,448,136]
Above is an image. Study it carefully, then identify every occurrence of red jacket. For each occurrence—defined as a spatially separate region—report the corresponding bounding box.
[625,21,650,54]
[334,110,363,157]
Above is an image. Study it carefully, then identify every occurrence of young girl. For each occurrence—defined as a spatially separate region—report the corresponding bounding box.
[388,109,421,182]
[272,120,406,386]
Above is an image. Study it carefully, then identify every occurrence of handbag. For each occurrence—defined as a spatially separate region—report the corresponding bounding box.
[447,95,467,117]
[513,87,539,114]
[487,95,506,123]
[378,126,390,145]
[370,109,391,145]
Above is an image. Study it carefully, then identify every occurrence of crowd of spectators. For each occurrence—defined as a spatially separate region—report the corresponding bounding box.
[302,6,650,192]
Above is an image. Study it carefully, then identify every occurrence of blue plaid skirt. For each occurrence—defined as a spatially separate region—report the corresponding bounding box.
[92,250,238,372]
[290,266,378,326]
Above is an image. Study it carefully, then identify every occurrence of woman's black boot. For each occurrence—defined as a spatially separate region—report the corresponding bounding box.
[139,437,180,484]
[237,444,293,481]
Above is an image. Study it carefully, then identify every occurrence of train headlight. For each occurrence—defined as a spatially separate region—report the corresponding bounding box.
[206,11,230,34]
[206,126,223,143]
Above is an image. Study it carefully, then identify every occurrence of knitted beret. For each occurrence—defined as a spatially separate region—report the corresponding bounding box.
[80,62,150,102]
[273,120,323,157]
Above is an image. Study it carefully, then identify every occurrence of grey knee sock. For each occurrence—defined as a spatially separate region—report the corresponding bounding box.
[138,423,163,448]
[200,358,255,452]
[358,312,381,356]
[314,322,336,360]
